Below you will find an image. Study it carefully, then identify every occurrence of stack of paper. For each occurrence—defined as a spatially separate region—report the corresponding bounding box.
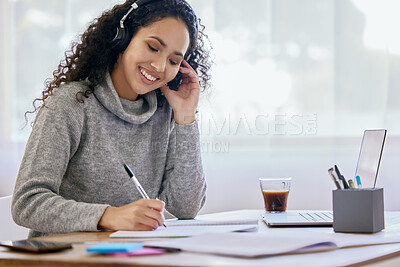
[145,231,338,257]
[144,230,400,258]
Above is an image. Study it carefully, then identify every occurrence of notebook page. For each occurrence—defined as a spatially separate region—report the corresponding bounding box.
[164,218,258,227]
[110,224,256,238]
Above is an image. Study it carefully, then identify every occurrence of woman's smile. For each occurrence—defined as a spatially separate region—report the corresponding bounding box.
[139,67,159,85]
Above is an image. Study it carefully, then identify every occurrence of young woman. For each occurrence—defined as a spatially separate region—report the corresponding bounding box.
[12,0,211,238]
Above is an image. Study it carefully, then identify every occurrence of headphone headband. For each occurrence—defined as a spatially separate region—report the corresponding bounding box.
[119,0,156,29]
[112,0,198,53]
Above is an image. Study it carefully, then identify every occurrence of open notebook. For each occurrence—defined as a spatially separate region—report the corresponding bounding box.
[110,216,259,238]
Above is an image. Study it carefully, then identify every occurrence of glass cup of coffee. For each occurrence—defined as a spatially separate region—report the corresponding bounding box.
[259,178,291,213]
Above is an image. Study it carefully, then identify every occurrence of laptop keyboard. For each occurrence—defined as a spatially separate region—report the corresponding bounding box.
[299,212,333,222]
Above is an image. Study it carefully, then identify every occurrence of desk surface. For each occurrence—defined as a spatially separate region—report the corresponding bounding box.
[1,210,400,267]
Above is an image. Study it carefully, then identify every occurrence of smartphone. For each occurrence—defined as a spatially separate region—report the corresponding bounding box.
[167,58,192,91]
[168,70,183,91]
[0,239,72,253]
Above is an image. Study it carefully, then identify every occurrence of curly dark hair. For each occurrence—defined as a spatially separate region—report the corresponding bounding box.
[27,0,212,118]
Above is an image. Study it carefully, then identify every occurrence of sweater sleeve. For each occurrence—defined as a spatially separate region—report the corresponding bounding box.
[11,88,108,234]
[158,120,207,219]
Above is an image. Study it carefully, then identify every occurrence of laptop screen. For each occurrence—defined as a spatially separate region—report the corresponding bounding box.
[354,129,386,188]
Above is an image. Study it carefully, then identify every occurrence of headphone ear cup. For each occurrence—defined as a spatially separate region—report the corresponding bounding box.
[111,26,132,52]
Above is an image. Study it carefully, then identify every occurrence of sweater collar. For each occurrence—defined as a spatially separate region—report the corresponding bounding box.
[93,73,157,124]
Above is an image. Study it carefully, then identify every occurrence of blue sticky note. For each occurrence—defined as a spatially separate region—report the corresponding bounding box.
[86,242,143,253]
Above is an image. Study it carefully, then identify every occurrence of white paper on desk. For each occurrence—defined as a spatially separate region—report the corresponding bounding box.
[164,217,258,227]
[110,224,257,238]
[145,231,339,257]
[330,231,400,248]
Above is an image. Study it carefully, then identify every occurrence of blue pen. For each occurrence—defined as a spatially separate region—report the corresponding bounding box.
[356,175,362,188]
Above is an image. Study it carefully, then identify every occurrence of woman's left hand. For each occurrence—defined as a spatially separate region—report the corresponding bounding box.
[160,60,199,125]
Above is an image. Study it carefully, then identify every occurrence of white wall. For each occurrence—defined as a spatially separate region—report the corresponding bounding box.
[0,196,30,241]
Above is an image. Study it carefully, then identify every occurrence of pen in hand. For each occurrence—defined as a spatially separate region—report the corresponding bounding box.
[123,163,166,228]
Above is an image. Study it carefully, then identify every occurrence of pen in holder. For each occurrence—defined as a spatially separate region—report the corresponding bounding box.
[332,188,384,233]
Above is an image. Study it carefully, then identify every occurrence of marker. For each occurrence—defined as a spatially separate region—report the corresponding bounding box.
[123,163,166,228]
[348,179,355,189]
[356,175,362,188]
[334,165,349,189]
[328,168,342,189]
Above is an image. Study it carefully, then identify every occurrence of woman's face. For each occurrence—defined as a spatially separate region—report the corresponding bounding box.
[111,17,190,101]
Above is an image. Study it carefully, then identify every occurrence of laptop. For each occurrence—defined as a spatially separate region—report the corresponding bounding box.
[262,129,387,227]
[354,129,387,189]
[263,211,333,227]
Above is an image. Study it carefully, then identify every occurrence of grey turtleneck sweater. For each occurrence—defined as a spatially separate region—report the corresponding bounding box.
[12,73,207,238]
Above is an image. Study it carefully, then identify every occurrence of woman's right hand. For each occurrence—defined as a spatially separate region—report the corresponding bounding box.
[98,199,165,231]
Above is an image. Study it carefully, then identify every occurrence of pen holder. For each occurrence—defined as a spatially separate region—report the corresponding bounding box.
[332,188,384,233]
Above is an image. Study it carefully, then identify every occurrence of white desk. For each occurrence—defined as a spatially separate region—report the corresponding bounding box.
[1,209,400,266]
